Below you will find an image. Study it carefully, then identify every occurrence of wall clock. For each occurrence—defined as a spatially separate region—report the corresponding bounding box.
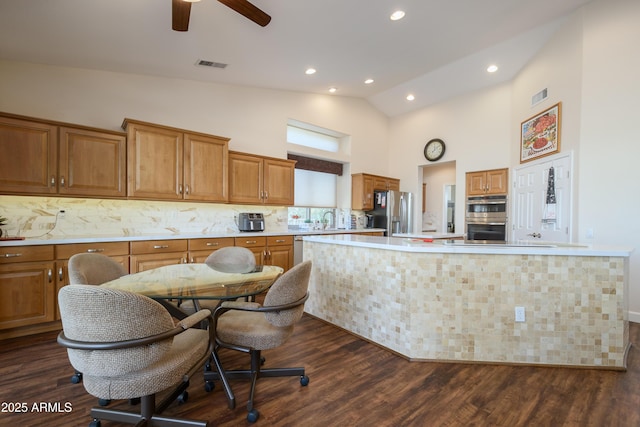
[424,138,445,162]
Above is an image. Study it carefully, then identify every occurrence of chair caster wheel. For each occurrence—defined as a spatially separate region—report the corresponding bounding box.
[247,408,260,423]
[300,375,310,386]
[177,391,189,404]
[71,373,82,384]
[98,398,110,406]
[204,381,215,392]
[89,419,101,427]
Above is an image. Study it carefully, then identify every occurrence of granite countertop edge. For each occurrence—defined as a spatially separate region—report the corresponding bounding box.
[0,228,386,247]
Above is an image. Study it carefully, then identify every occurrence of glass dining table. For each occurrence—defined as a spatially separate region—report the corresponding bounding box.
[101,263,283,307]
[100,263,284,409]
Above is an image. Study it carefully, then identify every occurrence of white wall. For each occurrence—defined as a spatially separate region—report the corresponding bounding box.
[579,0,640,320]
[388,83,513,232]
[0,60,389,176]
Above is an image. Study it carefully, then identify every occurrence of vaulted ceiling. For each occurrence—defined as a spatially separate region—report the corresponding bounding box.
[0,0,592,116]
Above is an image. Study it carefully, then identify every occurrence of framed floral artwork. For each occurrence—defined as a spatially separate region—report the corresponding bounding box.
[520,102,561,163]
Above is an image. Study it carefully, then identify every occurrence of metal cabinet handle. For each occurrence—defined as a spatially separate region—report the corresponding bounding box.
[3,253,22,258]
[178,184,183,194]
[185,185,190,195]
[48,269,53,283]
[50,176,56,187]
[206,242,220,247]
[86,248,105,253]
[153,245,169,249]
[60,176,66,187]
[245,240,257,244]
[275,239,286,243]
[58,267,64,281]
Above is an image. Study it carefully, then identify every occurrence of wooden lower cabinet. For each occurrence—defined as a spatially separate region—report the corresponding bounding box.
[234,235,293,272]
[188,237,235,263]
[0,245,57,338]
[129,239,188,273]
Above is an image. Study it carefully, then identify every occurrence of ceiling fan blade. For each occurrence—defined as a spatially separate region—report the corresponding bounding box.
[172,0,192,31]
[217,0,272,27]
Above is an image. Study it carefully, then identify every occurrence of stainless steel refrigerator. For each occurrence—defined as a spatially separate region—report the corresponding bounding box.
[367,190,414,236]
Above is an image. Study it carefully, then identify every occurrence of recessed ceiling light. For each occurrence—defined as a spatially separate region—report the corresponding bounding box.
[487,64,499,73]
[364,79,374,85]
[305,68,317,75]
[406,94,415,101]
[390,10,405,21]
[329,87,337,93]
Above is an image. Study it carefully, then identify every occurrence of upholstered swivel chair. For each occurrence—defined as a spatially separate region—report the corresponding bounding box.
[67,253,129,386]
[57,284,214,427]
[210,260,312,423]
[68,252,128,285]
[179,246,259,314]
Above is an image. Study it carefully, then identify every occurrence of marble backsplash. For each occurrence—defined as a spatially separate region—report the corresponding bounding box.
[0,196,289,238]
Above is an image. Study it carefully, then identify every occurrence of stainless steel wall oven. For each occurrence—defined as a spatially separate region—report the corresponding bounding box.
[465,195,507,242]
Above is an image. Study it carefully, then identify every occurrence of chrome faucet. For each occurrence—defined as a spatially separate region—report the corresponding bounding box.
[322,210,336,230]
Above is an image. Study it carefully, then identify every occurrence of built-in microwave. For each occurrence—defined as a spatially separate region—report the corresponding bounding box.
[465,195,507,242]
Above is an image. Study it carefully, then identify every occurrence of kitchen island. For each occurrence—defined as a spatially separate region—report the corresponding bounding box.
[302,234,633,370]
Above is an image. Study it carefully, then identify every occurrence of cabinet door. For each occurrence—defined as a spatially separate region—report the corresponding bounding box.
[263,158,295,205]
[0,261,55,330]
[184,133,229,202]
[466,171,487,196]
[486,169,508,195]
[373,176,388,191]
[234,236,267,265]
[267,236,294,271]
[0,115,57,195]
[189,237,235,263]
[129,252,188,273]
[59,127,126,198]
[351,174,375,210]
[126,121,183,200]
[388,179,400,192]
[229,152,263,204]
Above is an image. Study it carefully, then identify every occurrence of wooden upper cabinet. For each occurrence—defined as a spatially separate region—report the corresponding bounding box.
[0,115,58,195]
[183,133,228,202]
[351,173,375,211]
[228,151,295,206]
[58,127,126,198]
[352,173,400,210]
[123,119,229,202]
[466,168,509,196]
[0,113,126,198]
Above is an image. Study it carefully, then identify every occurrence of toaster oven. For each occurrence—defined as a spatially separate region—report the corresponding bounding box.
[238,213,265,232]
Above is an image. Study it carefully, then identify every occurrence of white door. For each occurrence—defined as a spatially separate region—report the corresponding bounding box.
[512,153,572,243]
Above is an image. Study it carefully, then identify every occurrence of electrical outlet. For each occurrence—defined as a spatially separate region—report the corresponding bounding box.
[58,209,66,219]
[515,306,526,322]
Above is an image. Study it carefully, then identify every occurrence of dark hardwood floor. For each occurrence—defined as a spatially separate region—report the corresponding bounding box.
[1,316,639,427]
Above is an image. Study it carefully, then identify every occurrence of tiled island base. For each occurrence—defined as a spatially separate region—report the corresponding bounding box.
[304,239,630,370]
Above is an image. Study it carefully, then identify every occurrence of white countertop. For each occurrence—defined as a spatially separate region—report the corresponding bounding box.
[0,228,386,247]
[303,234,634,257]
[392,232,466,240]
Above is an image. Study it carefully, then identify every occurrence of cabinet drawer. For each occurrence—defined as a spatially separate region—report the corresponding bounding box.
[189,237,235,252]
[130,239,188,254]
[0,245,54,264]
[55,241,129,259]
[234,236,267,248]
[267,235,293,246]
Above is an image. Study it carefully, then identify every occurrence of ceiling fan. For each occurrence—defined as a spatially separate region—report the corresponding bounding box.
[172,0,271,31]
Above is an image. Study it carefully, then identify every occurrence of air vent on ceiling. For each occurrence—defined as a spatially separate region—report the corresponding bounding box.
[531,88,548,106]
[196,59,228,69]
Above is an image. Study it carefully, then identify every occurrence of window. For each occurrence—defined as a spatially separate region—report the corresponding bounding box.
[287,121,342,152]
